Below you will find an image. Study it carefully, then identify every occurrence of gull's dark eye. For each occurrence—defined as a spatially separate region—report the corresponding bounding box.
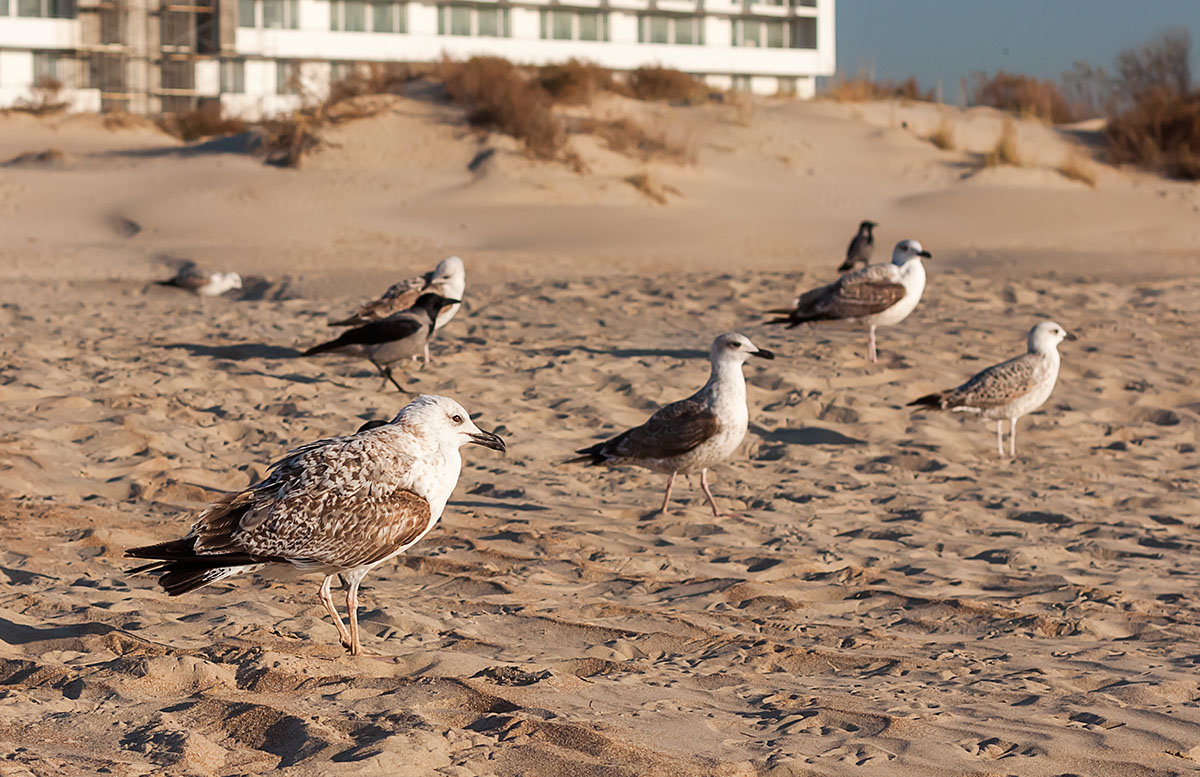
[727,341,739,349]
[451,414,464,424]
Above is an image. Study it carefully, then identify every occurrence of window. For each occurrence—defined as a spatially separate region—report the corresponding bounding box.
[765,19,784,47]
[638,14,701,45]
[449,5,469,33]
[792,16,815,48]
[540,9,607,41]
[220,59,245,93]
[276,60,302,95]
[437,5,509,37]
[369,0,404,32]
[476,6,498,35]
[243,0,299,28]
[577,11,600,41]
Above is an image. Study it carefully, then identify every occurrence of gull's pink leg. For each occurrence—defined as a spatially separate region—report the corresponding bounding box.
[319,575,352,650]
[868,326,878,364]
[659,472,676,515]
[700,469,724,518]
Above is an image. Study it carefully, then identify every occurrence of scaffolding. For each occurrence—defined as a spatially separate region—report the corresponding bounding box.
[76,0,226,114]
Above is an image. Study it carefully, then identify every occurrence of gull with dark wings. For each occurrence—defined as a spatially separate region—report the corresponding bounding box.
[126,395,506,656]
[838,219,877,272]
[330,256,466,363]
[303,292,459,392]
[908,320,1074,457]
[570,333,774,517]
[767,239,930,363]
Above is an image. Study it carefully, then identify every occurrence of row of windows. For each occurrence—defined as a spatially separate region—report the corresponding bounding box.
[637,14,703,45]
[0,0,74,17]
[237,0,817,50]
[733,16,815,48]
[330,0,406,32]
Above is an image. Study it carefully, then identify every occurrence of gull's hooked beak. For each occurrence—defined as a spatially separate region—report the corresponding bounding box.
[469,429,506,453]
[751,348,775,360]
[1064,331,1078,341]
[917,249,932,259]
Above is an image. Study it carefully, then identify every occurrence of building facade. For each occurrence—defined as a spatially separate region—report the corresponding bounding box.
[0,0,833,117]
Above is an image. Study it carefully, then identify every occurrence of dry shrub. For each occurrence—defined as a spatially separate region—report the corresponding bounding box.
[625,171,678,203]
[158,102,248,141]
[1057,149,1097,186]
[577,116,694,164]
[257,113,324,168]
[628,67,708,104]
[4,76,68,116]
[969,71,1075,123]
[537,60,621,104]
[984,120,1022,167]
[928,118,956,150]
[439,57,563,159]
[825,75,933,102]
[1106,88,1200,179]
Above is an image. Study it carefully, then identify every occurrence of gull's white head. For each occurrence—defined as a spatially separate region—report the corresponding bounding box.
[711,332,776,366]
[891,239,932,266]
[393,394,505,453]
[431,256,466,295]
[1027,320,1075,353]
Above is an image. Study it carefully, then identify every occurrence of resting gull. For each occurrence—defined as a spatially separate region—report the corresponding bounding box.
[570,332,774,517]
[303,292,459,392]
[330,256,466,363]
[837,220,877,272]
[908,321,1075,457]
[156,261,243,297]
[767,239,930,363]
[126,394,506,655]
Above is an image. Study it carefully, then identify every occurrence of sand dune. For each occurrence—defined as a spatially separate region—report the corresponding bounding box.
[0,97,1198,776]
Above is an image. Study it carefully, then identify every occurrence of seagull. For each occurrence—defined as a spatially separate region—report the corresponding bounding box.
[766,239,930,364]
[838,220,877,272]
[156,261,243,297]
[908,321,1075,457]
[330,256,466,363]
[126,394,506,656]
[303,292,459,392]
[569,333,774,517]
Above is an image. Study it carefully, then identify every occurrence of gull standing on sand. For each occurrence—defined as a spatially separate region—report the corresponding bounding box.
[126,395,506,656]
[303,292,459,392]
[908,321,1075,457]
[570,333,774,517]
[838,220,877,272]
[156,261,243,297]
[767,239,931,364]
[330,256,466,363]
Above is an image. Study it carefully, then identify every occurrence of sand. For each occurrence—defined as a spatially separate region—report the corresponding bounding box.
[0,95,1198,776]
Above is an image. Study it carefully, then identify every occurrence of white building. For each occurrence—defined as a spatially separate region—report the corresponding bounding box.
[0,0,833,117]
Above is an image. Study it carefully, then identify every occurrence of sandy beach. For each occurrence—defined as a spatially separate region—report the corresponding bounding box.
[0,95,1198,776]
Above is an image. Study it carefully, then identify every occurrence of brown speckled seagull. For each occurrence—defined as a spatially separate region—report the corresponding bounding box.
[569,333,774,517]
[908,321,1075,457]
[767,239,930,363]
[126,394,505,655]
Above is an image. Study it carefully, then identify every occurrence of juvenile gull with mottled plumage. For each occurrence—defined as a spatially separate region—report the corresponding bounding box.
[570,333,774,517]
[126,394,505,656]
[908,321,1075,457]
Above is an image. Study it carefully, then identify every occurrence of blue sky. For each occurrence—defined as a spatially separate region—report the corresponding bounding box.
[835,0,1200,101]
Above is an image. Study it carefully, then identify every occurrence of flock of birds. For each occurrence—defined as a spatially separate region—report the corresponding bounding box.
[133,223,1073,654]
